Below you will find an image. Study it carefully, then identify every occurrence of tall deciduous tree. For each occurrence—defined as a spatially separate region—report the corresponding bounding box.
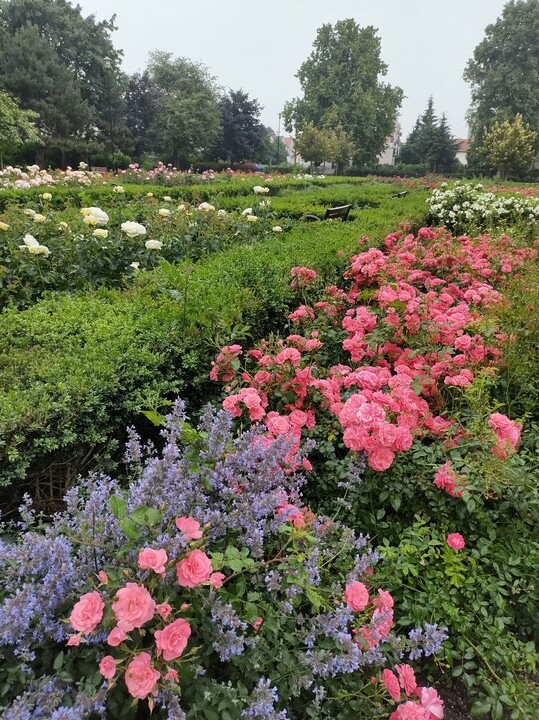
[148,52,221,166]
[123,71,163,160]
[0,87,39,167]
[480,114,537,179]
[464,0,539,141]
[283,19,403,165]
[213,90,266,163]
[0,0,123,160]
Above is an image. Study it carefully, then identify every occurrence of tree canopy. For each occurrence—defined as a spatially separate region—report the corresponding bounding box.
[0,0,123,158]
[213,90,266,163]
[0,87,39,167]
[283,19,403,165]
[464,0,539,140]
[480,114,538,179]
[400,98,457,173]
[148,52,221,166]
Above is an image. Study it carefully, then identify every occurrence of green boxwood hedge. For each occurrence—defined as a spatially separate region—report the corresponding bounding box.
[0,189,426,498]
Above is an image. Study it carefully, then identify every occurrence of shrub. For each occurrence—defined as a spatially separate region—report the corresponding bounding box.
[0,403,446,719]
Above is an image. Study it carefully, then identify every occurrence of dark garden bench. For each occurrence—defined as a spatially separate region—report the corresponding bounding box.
[389,190,408,198]
[304,204,352,222]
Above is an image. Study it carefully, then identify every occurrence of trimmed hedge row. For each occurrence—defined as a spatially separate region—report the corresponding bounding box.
[0,175,372,211]
[0,190,427,497]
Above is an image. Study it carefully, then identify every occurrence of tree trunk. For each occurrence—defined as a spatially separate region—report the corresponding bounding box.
[35,146,44,168]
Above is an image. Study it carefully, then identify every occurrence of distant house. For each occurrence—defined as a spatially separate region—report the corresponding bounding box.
[377,122,402,165]
[455,138,470,165]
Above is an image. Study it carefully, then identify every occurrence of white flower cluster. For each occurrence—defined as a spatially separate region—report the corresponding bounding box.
[427,182,539,233]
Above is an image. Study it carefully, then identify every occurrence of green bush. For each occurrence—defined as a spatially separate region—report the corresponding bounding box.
[0,189,427,496]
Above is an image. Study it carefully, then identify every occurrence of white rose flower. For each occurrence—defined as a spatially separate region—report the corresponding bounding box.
[272,226,283,232]
[146,192,154,198]
[198,202,215,211]
[41,192,52,201]
[58,221,70,231]
[217,209,227,216]
[163,196,172,202]
[19,234,50,256]
[0,221,9,231]
[130,261,140,269]
[158,208,171,217]
[33,214,47,223]
[246,214,258,222]
[177,204,186,211]
[93,228,109,238]
[23,209,36,217]
[121,221,147,237]
[32,244,51,256]
[113,185,125,194]
[253,185,264,194]
[81,207,109,225]
[145,239,163,250]
[241,207,253,216]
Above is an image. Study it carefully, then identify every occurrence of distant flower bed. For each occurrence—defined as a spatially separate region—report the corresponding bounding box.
[427,182,539,233]
[0,191,285,308]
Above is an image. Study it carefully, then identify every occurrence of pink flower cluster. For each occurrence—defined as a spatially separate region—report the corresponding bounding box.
[67,517,220,701]
[488,412,522,459]
[212,226,525,485]
[290,266,317,290]
[382,664,444,718]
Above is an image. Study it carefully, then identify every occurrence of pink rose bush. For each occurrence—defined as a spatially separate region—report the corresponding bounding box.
[212,227,526,494]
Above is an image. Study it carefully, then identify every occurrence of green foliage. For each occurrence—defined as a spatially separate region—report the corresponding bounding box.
[0,0,123,153]
[283,19,403,165]
[480,114,538,180]
[294,123,333,168]
[148,51,221,166]
[0,87,38,165]
[213,90,266,163]
[464,0,539,141]
[400,98,458,174]
[0,183,426,494]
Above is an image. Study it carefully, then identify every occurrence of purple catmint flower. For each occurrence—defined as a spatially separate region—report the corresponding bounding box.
[407,623,449,660]
[241,678,289,719]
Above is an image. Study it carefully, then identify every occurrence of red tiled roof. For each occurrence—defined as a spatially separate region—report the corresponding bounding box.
[455,138,470,153]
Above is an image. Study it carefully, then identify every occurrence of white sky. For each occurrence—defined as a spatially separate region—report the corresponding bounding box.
[77,0,509,141]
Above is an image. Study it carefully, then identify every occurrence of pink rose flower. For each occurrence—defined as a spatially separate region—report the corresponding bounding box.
[107,626,128,646]
[66,635,81,646]
[69,591,105,634]
[252,617,263,632]
[124,652,161,700]
[367,446,395,471]
[344,581,369,612]
[175,516,203,542]
[395,664,417,696]
[446,533,465,550]
[209,572,226,589]
[112,583,156,631]
[164,669,179,682]
[156,602,172,619]
[420,686,444,718]
[176,549,213,588]
[97,570,108,584]
[155,618,191,661]
[382,668,401,701]
[390,701,428,720]
[138,548,168,575]
[99,655,117,681]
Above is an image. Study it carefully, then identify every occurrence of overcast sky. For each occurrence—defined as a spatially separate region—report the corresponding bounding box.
[77,0,509,141]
